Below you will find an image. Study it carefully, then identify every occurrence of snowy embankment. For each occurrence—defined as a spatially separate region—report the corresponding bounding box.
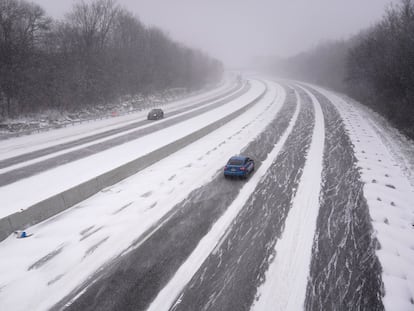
[318,87,414,311]
[0,81,283,311]
[0,80,260,219]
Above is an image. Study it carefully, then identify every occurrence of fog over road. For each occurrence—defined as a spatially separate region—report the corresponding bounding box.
[0,77,413,311]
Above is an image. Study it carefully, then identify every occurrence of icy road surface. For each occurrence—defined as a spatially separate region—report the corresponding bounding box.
[0,78,413,311]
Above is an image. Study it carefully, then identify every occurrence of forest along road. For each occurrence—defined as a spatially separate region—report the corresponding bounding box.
[0,82,251,186]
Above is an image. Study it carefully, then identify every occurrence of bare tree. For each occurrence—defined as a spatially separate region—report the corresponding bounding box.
[67,0,119,53]
[0,0,50,117]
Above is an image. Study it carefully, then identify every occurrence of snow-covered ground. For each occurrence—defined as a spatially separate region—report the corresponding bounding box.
[340,95,414,189]
[316,86,414,311]
[0,81,283,311]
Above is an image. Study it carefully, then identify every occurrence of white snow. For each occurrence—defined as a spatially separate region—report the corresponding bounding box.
[340,95,414,188]
[316,86,414,311]
[0,80,264,219]
[0,80,285,311]
[251,85,325,311]
[147,87,298,311]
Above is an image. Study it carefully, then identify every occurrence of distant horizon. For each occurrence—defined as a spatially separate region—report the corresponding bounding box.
[31,0,399,67]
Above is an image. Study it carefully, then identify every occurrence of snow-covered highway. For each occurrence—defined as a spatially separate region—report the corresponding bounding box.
[0,78,413,311]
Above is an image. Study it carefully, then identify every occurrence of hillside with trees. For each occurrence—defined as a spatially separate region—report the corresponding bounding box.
[0,0,223,119]
[270,0,414,139]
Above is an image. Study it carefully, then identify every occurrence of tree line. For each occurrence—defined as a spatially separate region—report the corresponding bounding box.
[0,0,223,118]
[270,0,414,139]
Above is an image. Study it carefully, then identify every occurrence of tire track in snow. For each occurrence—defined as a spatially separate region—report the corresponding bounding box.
[303,87,384,311]
[56,83,291,311]
[154,87,313,311]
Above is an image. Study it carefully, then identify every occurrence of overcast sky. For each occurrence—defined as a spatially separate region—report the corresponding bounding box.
[31,0,398,67]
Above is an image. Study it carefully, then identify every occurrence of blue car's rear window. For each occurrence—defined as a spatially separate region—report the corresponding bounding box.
[228,159,243,165]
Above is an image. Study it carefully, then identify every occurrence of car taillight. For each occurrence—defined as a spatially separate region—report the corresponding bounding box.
[224,166,228,170]
[240,167,246,171]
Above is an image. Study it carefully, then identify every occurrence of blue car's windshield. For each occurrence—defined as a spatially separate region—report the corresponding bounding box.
[228,159,243,165]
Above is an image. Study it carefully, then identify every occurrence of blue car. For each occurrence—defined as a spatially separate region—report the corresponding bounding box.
[224,156,255,179]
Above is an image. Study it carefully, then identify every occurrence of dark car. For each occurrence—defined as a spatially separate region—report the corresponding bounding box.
[224,155,255,179]
[147,108,164,120]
